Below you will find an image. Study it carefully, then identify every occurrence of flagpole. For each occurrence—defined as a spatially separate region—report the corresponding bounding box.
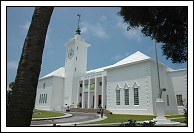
[154,39,161,98]
[152,40,179,125]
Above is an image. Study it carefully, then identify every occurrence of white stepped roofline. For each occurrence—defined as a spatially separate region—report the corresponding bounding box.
[114,51,151,65]
[39,75,65,81]
[105,58,174,71]
[40,67,65,79]
[87,51,174,73]
[105,58,151,71]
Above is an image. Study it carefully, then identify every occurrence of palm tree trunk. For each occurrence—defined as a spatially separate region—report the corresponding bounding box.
[7,7,54,126]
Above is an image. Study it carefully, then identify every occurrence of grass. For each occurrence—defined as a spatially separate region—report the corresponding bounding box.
[171,118,187,123]
[165,114,184,118]
[87,114,186,125]
[88,114,156,124]
[32,109,65,118]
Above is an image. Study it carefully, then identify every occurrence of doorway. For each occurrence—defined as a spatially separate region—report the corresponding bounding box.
[98,95,102,108]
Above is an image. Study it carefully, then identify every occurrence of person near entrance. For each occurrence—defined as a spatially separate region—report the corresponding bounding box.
[100,107,104,118]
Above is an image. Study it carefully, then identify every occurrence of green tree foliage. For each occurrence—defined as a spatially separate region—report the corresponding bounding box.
[118,7,187,63]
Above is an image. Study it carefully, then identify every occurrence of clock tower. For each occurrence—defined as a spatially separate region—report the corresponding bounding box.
[64,15,90,107]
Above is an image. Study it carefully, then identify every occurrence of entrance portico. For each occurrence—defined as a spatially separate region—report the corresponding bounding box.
[78,71,107,109]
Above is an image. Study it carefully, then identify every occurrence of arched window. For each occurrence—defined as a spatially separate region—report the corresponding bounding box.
[134,88,139,105]
[133,82,140,105]
[116,84,121,105]
[124,83,130,105]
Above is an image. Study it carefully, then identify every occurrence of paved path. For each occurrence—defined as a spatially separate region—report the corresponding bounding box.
[31,112,103,126]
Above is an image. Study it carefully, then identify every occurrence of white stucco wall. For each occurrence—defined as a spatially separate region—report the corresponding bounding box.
[52,76,65,111]
[150,62,178,114]
[35,76,65,111]
[106,61,154,115]
[168,69,187,114]
[35,77,53,111]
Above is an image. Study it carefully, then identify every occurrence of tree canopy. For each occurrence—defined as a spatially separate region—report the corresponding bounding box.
[118,7,188,63]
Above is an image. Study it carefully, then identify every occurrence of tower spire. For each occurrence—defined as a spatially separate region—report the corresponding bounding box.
[75,14,81,35]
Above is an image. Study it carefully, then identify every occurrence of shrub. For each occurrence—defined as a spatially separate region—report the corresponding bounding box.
[119,119,136,126]
[141,121,156,126]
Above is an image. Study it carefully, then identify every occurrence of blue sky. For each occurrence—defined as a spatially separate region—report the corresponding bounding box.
[2,1,193,132]
[7,6,188,84]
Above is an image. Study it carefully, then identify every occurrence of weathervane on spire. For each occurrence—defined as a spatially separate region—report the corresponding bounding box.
[75,14,81,35]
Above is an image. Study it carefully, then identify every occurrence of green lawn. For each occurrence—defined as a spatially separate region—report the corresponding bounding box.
[165,114,184,118]
[171,118,187,123]
[88,114,156,124]
[87,114,186,125]
[32,110,65,118]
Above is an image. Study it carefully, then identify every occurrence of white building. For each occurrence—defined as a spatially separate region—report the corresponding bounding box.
[35,28,187,115]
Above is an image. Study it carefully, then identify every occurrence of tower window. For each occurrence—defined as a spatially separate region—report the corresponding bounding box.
[43,83,46,89]
[99,82,102,86]
[75,67,76,71]
[77,47,78,50]
[76,57,77,60]
[80,84,82,87]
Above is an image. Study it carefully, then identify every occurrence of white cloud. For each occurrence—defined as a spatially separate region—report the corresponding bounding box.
[81,21,109,39]
[100,15,107,21]
[19,21,30,31]
[19,21,51,45]
[7,61,18,69]
[116,19,144,42]
[45,27,51,44]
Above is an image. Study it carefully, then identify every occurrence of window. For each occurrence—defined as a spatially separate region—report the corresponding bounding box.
[99,82,102,86]
[76,57,77,60]
[39,94,42,103]
[116,90,120,105]
[80,84,82,87]
[176,95,183,106]
[124,89,129,105]
[77,47,78,50]
[166,95,169,106]
[43,83,46,89]
[45,94,47,103]
[75,67,76,71]
[40,94,43,104]
[134,88,139,105]
[43,94,45,103]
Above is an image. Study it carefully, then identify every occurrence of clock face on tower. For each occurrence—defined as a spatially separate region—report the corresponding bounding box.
[68,48,74,59]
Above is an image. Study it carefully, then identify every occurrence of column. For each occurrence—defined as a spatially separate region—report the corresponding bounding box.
[87,79,90,108]
[82,80,85,108]
[76,81,80,108]
[94,77,98,109]
[102,76,104,108]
